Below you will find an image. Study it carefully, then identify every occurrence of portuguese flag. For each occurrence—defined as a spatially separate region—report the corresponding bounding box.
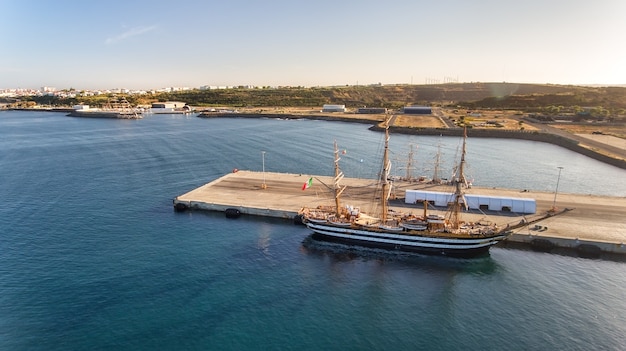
[302,177,313,190]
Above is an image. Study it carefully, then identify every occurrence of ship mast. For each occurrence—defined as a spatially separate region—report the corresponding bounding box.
[333,140,346,218]
[432,143,441,183]
[381,116,392,222]
[448,126,467,229]
[405,144,414,181]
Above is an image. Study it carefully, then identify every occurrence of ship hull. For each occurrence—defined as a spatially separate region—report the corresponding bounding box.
[306,221,507,258]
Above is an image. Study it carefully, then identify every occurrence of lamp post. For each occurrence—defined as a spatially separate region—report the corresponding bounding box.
[261,151,267,189]
[552,166,563,210]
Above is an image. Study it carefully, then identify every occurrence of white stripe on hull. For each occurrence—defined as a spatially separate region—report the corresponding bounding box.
[306,222,505,250]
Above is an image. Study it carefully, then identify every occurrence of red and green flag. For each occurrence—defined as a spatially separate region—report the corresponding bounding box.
[302,177,313,190]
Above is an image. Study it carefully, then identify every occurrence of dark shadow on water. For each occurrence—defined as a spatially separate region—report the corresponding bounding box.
[172,207,296,225]
[172,209,502,274]
[300,234,500,275]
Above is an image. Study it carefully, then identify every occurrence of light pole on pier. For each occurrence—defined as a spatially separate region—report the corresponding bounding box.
[552,166,563,211]
[261,151,267,189]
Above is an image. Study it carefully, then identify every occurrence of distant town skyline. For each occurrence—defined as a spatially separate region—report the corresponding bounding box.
[1,0,625,90]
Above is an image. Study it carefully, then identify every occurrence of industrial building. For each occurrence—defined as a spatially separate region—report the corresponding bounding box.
[405,190,536,214]
[322,104,346,112]
[150,101,192,114]
[403,106,432,114]
[151,101,187,109]
[357,107,387,114]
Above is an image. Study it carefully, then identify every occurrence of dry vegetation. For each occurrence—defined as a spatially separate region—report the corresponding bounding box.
[443,108,541,131]
[394,115,444,128]
[549,123,626,139]
[15,82,624,139]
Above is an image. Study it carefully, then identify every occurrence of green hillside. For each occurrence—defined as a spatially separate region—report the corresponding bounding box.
[13,83,626,115]
[150,83,626,109]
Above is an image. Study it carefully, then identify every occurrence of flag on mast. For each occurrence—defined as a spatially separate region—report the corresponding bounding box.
[302,177,313,190]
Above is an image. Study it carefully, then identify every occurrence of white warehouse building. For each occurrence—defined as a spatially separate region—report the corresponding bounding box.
[322,104,346,112]
[405,190,536,214]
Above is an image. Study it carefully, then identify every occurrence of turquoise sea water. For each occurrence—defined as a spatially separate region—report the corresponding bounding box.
[1,111,625,350]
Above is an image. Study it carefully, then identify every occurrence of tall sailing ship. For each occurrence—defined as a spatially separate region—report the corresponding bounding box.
[300,116,522,258]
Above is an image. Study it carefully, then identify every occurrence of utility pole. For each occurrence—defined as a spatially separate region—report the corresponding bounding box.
[552,166,563,210]
[261,151,267,189]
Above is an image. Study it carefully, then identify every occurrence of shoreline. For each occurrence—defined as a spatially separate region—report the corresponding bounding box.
[5,108,625,169]
[198,111,626,170]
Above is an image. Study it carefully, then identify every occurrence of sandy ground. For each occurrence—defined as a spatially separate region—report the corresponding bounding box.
[576,133,626,149]
[228,106,542,131]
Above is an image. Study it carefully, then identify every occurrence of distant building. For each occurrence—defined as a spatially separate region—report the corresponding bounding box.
[151,101,187,109]
[150,101,192,114]
[403,106,432,115]
[322,104,346,112]
[357,107,387,114]
[405,190,536,214]
[200,86,232,90]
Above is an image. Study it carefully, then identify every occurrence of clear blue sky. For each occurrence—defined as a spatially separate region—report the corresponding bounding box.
[1,0,624,90]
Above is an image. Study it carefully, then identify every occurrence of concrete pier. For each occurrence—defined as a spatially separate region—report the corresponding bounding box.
[174,170,626,259]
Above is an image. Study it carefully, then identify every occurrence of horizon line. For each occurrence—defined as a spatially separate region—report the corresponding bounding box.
[4,81,626,92]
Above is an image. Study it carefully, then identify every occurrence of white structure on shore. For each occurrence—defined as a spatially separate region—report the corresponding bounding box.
[405,190,536,214]
[149,101,192,114]
[322,104,346,112]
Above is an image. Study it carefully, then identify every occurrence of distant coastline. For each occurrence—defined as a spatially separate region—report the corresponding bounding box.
[198,111,626,170]
[384,126,626,170]
[6,108,626,170]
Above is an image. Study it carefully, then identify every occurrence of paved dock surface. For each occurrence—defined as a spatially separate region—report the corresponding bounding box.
[175,170,626,256]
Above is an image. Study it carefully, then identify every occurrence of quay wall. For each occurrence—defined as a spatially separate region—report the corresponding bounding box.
[175,195,626,261]
[9,107,74,112]
[504,233,626,260]
[173,169,626,261]
[380,126,626,170]
[198,112,626,169]
[182,200,297,219]
[197,112,379,125]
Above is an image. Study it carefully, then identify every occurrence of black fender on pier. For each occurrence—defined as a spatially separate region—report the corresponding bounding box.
[225,208,241,219]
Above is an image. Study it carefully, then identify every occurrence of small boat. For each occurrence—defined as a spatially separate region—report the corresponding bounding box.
[400,220,428,231]
[328,219,352,227]
[379,222,404,232]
